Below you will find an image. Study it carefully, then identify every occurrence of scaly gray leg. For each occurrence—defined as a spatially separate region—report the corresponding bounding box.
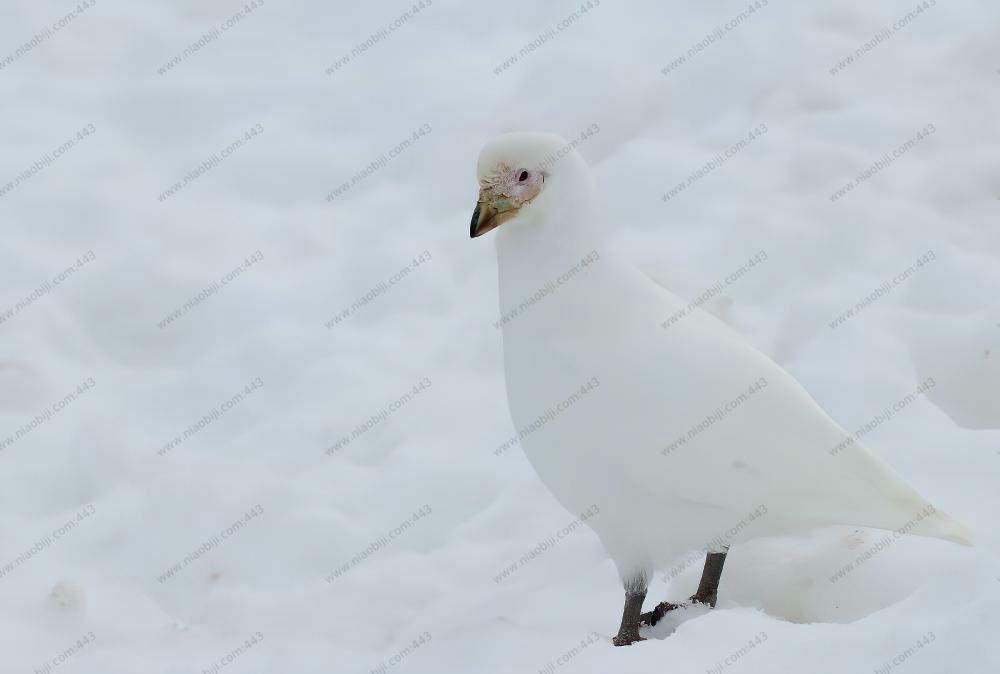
[690,551,727,607]
[613,574,647,646]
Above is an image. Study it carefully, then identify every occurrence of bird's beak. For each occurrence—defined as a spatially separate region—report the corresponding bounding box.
[470,192,519,238]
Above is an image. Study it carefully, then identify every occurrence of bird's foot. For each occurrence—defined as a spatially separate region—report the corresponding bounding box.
[638,601,682,627]
[689,589,718,608]
[612,629,646,647]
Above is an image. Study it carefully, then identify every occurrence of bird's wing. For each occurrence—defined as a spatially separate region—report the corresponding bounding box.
[611,289,972,545]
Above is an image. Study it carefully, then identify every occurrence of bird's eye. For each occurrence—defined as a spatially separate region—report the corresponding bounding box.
[518,170,529,182]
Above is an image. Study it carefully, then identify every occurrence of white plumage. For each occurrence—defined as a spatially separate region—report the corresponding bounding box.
[472,132,971,643]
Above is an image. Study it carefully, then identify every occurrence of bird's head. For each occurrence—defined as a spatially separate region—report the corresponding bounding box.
[471,132,594,239]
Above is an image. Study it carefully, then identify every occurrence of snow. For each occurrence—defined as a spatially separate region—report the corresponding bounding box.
[0,0,997,672]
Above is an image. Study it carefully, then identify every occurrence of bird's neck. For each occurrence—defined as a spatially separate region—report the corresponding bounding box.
[495,206,606,263]
[494,215,611,312]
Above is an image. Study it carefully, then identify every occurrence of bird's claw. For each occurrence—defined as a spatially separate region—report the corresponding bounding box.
[639,601,682,627]
[639,591,717,628]
[612,631,646,647]
[689,590,718,608]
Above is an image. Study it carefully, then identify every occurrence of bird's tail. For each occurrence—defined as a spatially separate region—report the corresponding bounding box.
[901,505,974,546]
[836,444,974,546]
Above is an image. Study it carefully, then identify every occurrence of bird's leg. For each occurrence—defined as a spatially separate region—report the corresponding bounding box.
[689,551,727,607]
[612,574,647,646]
[640,550,728,627]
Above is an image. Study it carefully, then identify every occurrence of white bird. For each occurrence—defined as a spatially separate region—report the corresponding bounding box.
[471,132,972,646]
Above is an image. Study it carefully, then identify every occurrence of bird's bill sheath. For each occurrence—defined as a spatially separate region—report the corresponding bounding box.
[470,193,519,238]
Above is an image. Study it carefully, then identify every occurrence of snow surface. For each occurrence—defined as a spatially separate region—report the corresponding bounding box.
[0,0,997,672]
